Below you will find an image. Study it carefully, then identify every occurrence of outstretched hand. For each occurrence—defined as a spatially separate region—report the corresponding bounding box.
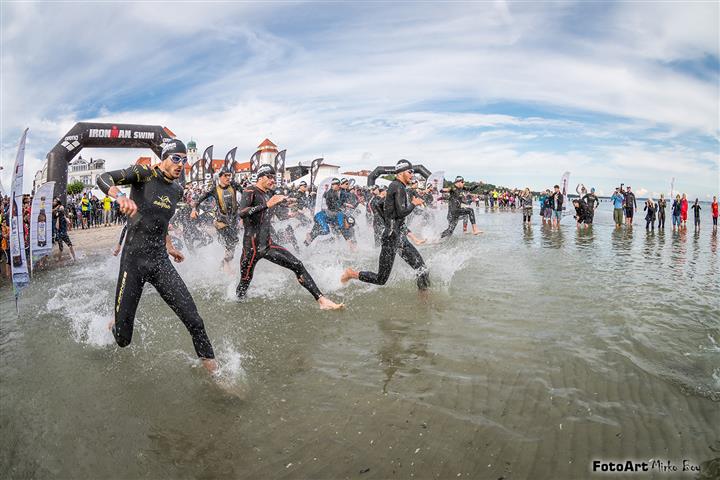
[168,249,185,263]
[118,196,138,217]
[267,195,286,208]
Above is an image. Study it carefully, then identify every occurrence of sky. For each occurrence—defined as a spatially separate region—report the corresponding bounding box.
[1,1,718,198]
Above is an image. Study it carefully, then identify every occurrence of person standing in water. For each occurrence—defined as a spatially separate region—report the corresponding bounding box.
[611,187,625,229]
[551,184,564,228]
[624,186,637,226]
[236,165,343,310]
[644,198,656,231]
[657,194,667,229]
[341,160,429,290]
[520,187,533,225]
[681,193,689,229]
[96,140,218,375]
[691,199,701,230]
[581,187,599,226]
[191,166,242,274]
[671,194,682,232]
[712,196,718,232]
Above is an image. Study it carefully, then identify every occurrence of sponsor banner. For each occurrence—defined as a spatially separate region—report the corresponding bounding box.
[30,182,55,268]
[249,150,263,183]
[224,147,237,171]
[309,157,323,187]
[10,129,30,298]
[87,126,156,140]
[274,150,286,185]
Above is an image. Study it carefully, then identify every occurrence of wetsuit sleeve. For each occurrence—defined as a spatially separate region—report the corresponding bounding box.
[239,189,267,218]
[392,185,416,219]
[192,188,214,210]
[97,164,153,195]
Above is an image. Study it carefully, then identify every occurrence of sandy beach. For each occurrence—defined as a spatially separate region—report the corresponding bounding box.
[0,224,124,288]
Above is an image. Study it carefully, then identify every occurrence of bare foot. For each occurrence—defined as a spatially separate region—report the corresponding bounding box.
[472,227,483,235]
[222,261,237,276]
[202,358,219,375]
[318,296,344,310]
[340,267,358,284]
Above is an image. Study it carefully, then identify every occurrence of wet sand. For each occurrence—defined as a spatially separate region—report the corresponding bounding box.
[1,205,718,479]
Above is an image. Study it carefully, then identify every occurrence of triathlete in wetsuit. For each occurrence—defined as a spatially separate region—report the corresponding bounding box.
[657,195,667,229]
[289,181,312,226]
[271,187,301,252]
[341,160,429,290]
[440,176,481,237]
[191,167,242,271]
[97,140,217,375]
[236,165,343,310]
[572,199,591,229]
[369,185,386,247]
[624,186,638,225]
[581,188,599,225]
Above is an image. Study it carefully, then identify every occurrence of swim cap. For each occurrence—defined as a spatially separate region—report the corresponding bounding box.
[256,164,276,178]
[395,159,413,174]
[345,215,356,226]
[591,187,596,193]
[331,178,340,185]
[454,176,464,183]
[161,140,187,159]
[299,181,307,187]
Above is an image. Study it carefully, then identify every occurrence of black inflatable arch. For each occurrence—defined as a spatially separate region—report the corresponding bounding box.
[46,122,175,202]
[366,162,431,186]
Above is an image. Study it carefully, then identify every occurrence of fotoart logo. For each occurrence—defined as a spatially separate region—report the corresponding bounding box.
[591,459,702,475]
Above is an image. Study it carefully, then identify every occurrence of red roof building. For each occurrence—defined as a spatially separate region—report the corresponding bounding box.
[257,138,278,152]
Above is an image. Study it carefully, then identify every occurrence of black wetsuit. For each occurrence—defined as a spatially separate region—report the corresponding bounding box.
[358,180,429,290]
[441,188,476,238]
[193,181,242,262]
[236,185,322,300]
[582,193,599,224]
[644,203,656,229]
[54,205,73,250]
[97,165,214,359]
[624,192,637,219]
[370,195,385,246]
[574,202,591,224]
[657,199,667,228]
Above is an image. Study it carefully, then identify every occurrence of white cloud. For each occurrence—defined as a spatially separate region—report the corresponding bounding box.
[1,2,718,197]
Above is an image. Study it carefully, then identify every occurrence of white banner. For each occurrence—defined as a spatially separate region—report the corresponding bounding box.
[30,181,55,269]
[10,128,30,296]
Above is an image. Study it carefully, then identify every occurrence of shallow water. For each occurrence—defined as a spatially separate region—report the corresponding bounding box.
[1,203,718,479]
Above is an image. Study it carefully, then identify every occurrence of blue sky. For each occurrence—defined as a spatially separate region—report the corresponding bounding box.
[1,1,718,198]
